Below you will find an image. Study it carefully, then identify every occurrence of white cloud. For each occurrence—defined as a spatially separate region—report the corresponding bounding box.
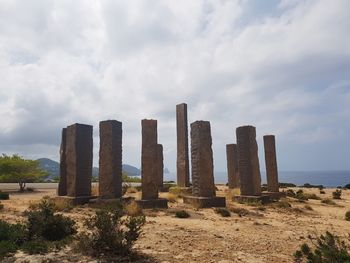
[0,0,349,172]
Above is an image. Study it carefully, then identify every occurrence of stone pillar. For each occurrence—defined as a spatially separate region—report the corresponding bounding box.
[99,120,123,199]
[226,144,239,189]
[141,119,158,200]
[183,121,225,207]
[236,125,261,196]
[157,144,164,189]
[191,121,215,197]
[58,128,67,196]
[176,103,190,187]
[264,135,279,192]
[66,123,93,197]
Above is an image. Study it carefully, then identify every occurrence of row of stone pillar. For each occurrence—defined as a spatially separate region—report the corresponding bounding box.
[58,121,124,201]
[226,126,279,196]
[57,120,166,206]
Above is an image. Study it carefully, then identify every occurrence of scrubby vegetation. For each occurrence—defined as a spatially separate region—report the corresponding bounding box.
[302,183,324,190]
[279,183,297,188]
[0,191,9,200]
[320,190,326,194]
[175,210,190,218]
[76,207,145,257]
[294,231,350,262]
[214,208,231,217]
[122,172,141,183]
[0,199,76,259]
[321,198,336,205]
[332,189,342,199]
[345,211,350,221]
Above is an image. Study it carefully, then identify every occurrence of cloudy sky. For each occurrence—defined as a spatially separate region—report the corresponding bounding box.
[0,0,349,172]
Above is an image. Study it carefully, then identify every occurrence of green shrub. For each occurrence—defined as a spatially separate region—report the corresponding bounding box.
[175,210,190,218]
[214,208,231,217]
[345,211,350,221]
[320,190,326,194]
[26,187,35,192]
[21,240,49,255]
[0,240,17,259]
[0,191,9,200]
[0,220,27,245]
[294,231,350,262]
[332,189,342,199]
[26,199,76,241]
[321,198,336,205]
[344,184,350,189]
[77,208,145,257]
[0,203,3,210]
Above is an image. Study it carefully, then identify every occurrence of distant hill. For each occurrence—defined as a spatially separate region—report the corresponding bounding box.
[36,158,141,179]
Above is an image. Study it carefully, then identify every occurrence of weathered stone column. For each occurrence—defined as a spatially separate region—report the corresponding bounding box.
[176,103,190,187]
[183,121,225,208]
[157,144,164,189]
[99,120,122,199]
[138,119,168,209]
[191,121,215,197]
[58,128,67,196]
[236,125,262,196]
[226,144,239,189]
[66,123,93,198]
[141,119,158,200]
[264,135,279,192]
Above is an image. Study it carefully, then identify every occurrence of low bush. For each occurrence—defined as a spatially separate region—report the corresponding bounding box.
[0,191,9,200]
[21,240,49,255]
[76,208,145,257]
[214,208,231,217]
[332,189,342,199]
[320,190,326,194]
[0,203,3,210]
[321,198,336,205]
[0,241,17,259]
[26,199,76,241]
[345,211,350,221]
[175,210,190,218]
[294,231,350,262]
[344,184,350,189]
[26,187,35,192]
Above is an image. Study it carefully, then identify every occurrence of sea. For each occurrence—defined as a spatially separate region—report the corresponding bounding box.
[163,171,350,188]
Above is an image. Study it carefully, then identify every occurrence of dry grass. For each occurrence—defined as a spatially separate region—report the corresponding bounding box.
[166,193,178,203]
[91,184,99,196]
[126,187,139,194]
[124,200,143,216]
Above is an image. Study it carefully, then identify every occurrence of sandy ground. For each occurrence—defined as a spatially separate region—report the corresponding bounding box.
[1,186,350,263]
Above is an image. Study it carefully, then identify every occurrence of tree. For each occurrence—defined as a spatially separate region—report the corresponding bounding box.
[0,154,47,191]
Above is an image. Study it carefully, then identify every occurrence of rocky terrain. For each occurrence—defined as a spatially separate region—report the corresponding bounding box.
[1,186,350,262]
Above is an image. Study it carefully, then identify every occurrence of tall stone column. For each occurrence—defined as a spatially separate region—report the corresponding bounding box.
[99,120,122,199]
[66,123,93,198]
[183,121,225,208]
[264,135,279,192]
[157,144,164,189]
[226,144,239,189]
[141,119,158,200]
[58,128,67,196]
[176,103,190,187]
[236,125,262,196]
[138,119,167,209]
[191,121,215,197]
